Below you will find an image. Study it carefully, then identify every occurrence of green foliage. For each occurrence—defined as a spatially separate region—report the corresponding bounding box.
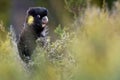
[64,0,86,17]
[27,23,74,80]
[0,21,28,80]
[31,2,120,80]
[0,21,7,41]
[1,1,120,80]
[64,0,117,17]
[54,24,64,37]
[0,0,10,25]
[90,0,117,9]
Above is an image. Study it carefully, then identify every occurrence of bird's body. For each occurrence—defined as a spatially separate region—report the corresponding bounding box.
[17,7,48,63]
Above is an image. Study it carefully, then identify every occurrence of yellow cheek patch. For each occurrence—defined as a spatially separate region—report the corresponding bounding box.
[27,16,34,25]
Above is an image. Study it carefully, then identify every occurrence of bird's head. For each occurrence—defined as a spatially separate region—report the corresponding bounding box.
[26,7,48,28]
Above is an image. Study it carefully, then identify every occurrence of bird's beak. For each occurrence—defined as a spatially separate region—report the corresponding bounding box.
[42,16,48,27]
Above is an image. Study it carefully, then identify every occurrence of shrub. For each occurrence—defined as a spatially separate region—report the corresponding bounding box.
[1,2,120,80]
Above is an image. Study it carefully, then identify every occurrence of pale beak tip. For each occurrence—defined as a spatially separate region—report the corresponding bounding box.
[42,16,48,27]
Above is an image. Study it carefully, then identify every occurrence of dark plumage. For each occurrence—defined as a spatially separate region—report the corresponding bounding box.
[17,7,48,63]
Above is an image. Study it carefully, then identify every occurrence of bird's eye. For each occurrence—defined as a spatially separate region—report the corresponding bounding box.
[37,15,40,18]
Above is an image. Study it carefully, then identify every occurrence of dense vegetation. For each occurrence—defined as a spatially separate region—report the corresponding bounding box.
[0,0,120,80]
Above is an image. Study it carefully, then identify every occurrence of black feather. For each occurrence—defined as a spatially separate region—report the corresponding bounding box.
[17,7,48,63]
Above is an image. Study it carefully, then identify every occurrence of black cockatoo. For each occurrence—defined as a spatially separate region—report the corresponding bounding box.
[17,7,48,63]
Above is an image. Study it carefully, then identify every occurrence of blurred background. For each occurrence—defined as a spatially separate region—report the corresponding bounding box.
[0,0,117,38]
[0,0,73,39]
[1,0,120,80]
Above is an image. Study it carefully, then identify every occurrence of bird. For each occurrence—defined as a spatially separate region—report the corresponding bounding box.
[17,7,48,63]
